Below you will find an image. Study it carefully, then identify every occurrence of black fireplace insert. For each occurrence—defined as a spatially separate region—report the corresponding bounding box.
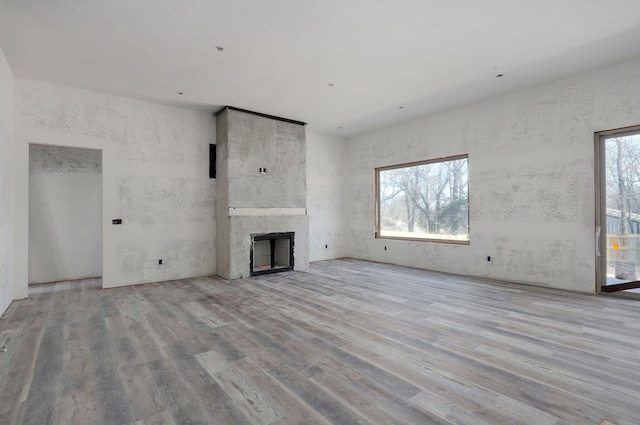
[250,232,294,276]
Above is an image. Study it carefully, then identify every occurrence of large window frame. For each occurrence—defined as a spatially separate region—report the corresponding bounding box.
[375,154,469,244]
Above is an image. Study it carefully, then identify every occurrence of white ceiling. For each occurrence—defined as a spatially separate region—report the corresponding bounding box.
[1,0,640,137]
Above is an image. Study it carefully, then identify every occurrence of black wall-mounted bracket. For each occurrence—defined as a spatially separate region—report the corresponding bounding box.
[209,144,216,179]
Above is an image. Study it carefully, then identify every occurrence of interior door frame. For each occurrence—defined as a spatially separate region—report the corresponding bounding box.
[14,133,113,301]
[28,143,104,285]
[595,125,640,293]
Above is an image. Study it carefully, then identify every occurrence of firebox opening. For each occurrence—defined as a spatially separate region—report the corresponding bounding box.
[250,232,294,276]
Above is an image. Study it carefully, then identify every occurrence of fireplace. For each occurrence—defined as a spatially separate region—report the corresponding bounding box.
[215,107,309,280]
[250,232,294,276]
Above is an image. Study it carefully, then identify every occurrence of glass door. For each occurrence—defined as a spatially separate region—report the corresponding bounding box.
[597,127,640,293]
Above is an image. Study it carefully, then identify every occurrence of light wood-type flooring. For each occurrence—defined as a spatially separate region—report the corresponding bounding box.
[0,259,638,425]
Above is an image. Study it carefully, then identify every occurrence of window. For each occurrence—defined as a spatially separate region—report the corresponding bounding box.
[376,154,469,243]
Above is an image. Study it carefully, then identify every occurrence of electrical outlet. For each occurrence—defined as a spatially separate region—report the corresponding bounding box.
[158,259,163,265]
[487,256,491,262]
[325,244,328,249]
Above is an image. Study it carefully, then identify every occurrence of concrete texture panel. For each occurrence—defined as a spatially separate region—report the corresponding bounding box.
[20,88,210,165]
[29,144,102,173]
[226,109,306,208]
[119,176,215,225]
[215,215,230,280]
[346,57,640,293]
[185,179,216,223]
[308,217,345,262]
[118,176,187,224]
[215,109,231,280]
[113,238,215,287]
[0,46,13,315]
[472,157,592,226]
[306,131,346,261]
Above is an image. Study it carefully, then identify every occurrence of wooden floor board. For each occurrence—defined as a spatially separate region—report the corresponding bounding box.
[0,260,638,424]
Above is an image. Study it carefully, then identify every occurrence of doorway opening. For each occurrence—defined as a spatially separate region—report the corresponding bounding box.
[28,145,103,285]
[596,126,640,294]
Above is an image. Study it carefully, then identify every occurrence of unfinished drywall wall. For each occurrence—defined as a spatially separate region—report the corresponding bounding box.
[29,145,102,283]
[0,46,13,314]
[307,131,347,261]
[216,108,308,279]
[346,57,640,293]
[14,79,216,293]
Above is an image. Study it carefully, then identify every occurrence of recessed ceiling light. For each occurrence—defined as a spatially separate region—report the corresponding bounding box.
[215,46,224,51]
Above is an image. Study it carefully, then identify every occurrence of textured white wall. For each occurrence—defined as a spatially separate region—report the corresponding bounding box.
[307,131,347,261]
[0,46,13,314]
[14,79,216,294]
[346,57,640,293]
[28,145,102,283]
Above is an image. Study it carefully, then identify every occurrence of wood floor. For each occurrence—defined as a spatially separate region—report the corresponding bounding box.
[0,259,639,425]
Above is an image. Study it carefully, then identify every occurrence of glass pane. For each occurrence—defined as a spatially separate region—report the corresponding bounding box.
[378,157,469,241]
[253,240,272,270]
[605,133,640,285]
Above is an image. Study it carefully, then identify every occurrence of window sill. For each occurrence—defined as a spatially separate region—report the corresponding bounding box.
[375,234,470,245]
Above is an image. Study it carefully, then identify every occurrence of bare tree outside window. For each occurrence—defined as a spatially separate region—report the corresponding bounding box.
[604,134,640,279]
[606,136,640,235]
[376,155,469,242]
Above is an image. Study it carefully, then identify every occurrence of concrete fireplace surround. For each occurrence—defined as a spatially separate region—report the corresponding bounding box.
[215,107,309,279]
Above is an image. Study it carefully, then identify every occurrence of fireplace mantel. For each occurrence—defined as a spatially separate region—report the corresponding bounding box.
[228,207,306,217]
